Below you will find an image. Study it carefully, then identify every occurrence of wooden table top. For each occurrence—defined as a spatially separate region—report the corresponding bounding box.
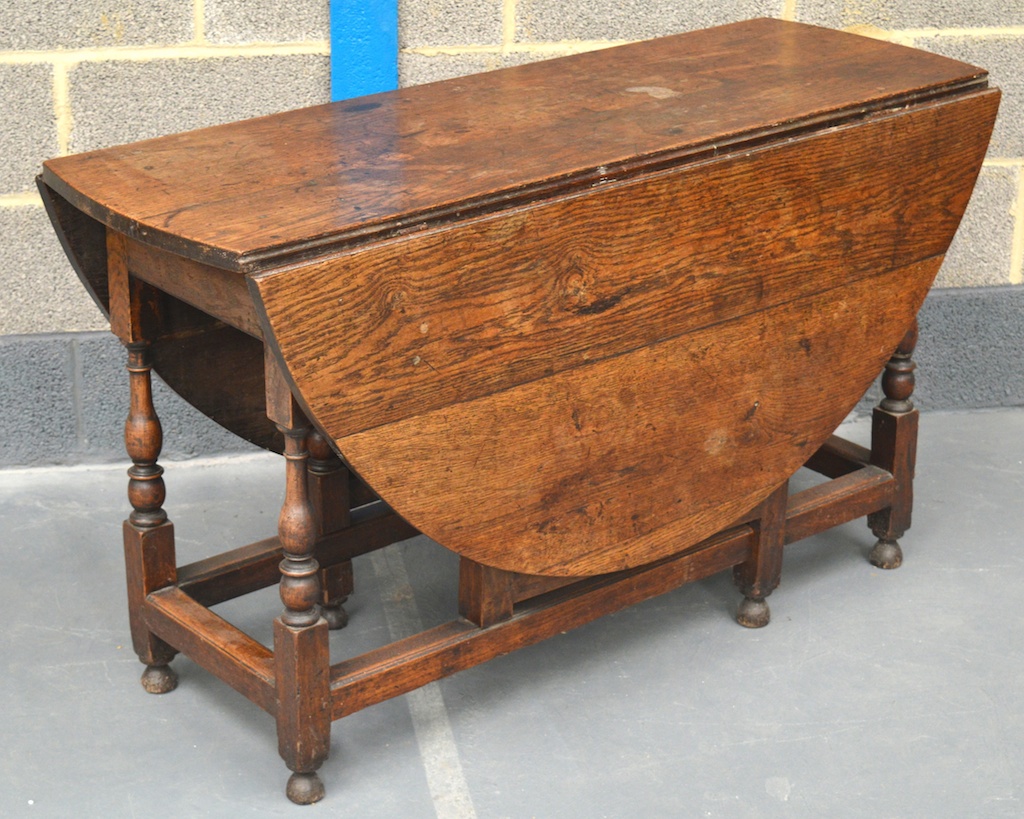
[43,18,985,273]
[43,19,998,576]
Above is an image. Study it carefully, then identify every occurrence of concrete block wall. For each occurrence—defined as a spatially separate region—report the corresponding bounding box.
[0,1,331,464]
[1,0,1021,466]
[0,0,330,337]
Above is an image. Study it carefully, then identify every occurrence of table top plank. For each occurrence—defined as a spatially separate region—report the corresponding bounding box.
[251,91,996,441]
[251,84,994,573]
[43,18,986,272]
[338,258,939,576]
[43,20,998,573]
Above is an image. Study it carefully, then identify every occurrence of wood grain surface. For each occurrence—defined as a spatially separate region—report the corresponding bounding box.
[252,92,996,440]
[42,19,997,574]
[327,259,940,576]
[42,18,986,272]
[36,18,1004,803]
[251,88,994,575]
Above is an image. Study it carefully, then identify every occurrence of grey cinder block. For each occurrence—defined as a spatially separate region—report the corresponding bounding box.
[399,50,556,87]
[76,334,256,462]
[73,334,129,459]
[853,285,1024,416]
[399,0,503,48]
[0,333,257,467]
[68,55,330,153]
[204,0,329,45]
[0,63,60,195]
[797,0,1024,31]
[937,164,1019,288]
[915,35,1024,159]
[0,335,77,465]
[915,286,1024,410]
[514,0,781,43]
[0,206,106,336]
[2,0,194,50]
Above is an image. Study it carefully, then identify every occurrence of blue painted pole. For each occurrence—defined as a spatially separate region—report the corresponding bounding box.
[329,0,399,101]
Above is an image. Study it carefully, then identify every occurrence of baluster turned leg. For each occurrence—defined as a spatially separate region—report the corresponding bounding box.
[307,429,354,630]
[266,355,331,805]
[123,343,179,693]
[868,321,919,569]
[733,481,788,628]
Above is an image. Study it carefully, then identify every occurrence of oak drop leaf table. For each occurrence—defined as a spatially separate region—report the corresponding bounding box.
[40,19,998,805]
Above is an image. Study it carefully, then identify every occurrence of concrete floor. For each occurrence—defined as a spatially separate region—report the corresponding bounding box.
[1,409,1022,818]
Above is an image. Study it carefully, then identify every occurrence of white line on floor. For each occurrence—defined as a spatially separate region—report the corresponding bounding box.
[370,549,478,819]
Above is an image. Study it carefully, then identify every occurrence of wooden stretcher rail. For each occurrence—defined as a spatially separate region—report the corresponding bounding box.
[177,502,417,607]
[327,450,896,719]
[329,526,755,719]
[785,465,895,545]
[145,587,277,714]
[804,435,872,478]
[146,435,896,729]
[177,537,281,607]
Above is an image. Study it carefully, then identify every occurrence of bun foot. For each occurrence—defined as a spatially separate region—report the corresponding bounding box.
[140,664,178,694]
[736,596,770,629]
[321,601,349,630]
[869,538,903,570]
[286,772,325,805]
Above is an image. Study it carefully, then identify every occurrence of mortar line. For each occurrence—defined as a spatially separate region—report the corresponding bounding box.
[370,548,478,819]
[52,62,73,156]
[406,40,628,57]
[0,41,329,65]
[0,193,44,207]
[193,0,206,44]
[983,158,1024,169]
[894,26,1024,38]
[782,0,798,21]
[1010,166,1024,285]
[502,0,516,50]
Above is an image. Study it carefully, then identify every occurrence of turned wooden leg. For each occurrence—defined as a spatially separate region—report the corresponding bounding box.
[307,429,353,630]
[868,321,919,569]
[267,354,331,805]
[123,343,179,693]
[733,481,788,628]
